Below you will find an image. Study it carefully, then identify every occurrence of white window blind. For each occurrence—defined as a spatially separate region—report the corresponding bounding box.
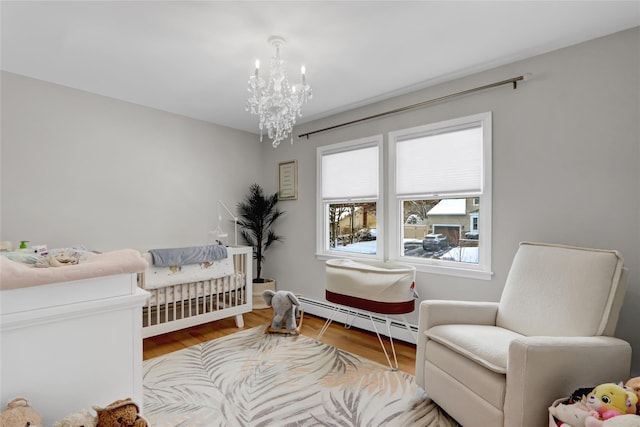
[322,146,378,200]
[396,125,482,196]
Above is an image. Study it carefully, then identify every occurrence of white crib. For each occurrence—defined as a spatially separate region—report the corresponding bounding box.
[137,245,252,338]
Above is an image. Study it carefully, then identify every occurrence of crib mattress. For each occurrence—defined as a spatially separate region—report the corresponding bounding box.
[325,259,416,314]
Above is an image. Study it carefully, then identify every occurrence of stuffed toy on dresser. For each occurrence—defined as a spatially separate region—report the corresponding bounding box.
[0,397,42,427]
[93,398,148,427]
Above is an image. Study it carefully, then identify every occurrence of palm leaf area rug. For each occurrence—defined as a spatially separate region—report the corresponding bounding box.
[143,326,458,427]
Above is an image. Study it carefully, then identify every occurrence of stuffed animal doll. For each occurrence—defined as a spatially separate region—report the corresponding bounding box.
[587,383,638,420]
[0,397,42,427]
[92,398,148,427]
[263,290,300,330]
[625,377,640,415]
[53,409,97,427]
[549,400,591,426]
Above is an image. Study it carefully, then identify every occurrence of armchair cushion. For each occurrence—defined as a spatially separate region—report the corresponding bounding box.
[496,242,624,337]
[427,324,524,374]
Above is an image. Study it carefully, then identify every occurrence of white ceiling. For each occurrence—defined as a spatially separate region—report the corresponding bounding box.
[2,1,639,134]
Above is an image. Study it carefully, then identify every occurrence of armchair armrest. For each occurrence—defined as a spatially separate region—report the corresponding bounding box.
[505,336,632,427]
[415,300,499,389]
[418,300,499,331]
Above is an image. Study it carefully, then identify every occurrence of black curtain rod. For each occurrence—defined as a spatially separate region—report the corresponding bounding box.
[297,73,531,139]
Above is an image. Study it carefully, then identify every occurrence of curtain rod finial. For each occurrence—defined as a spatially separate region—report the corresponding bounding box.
[514,73,533,89]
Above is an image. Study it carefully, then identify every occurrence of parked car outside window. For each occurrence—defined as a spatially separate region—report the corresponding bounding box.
[357,228,377,241]
[422,233,450,251]
[464,231,479,240]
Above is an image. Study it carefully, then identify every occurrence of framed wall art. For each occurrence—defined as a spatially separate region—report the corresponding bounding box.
[278,160,298,200]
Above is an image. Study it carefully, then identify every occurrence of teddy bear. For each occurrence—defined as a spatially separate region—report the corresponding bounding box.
[587,383,638,421]
[625,377,640,415]
[53,409,97,427]
[92,398,148,427]
[0,397,42,427]
[263,290,301,331]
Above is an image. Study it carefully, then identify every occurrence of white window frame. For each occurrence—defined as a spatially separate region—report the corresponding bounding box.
[388,112,493,280]
[316,135,384,259]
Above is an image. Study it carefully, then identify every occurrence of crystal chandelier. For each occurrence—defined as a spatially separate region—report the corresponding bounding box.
[246,36,312,148]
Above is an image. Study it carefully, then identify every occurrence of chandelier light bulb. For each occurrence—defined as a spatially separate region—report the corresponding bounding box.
[246,36,313,148]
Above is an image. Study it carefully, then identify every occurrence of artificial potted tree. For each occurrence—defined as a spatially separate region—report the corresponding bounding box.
[237,183,285,309]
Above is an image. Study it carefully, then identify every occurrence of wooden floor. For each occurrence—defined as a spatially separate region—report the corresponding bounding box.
[143,308,417,374]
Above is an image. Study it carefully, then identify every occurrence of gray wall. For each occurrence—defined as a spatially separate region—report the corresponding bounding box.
[1,28,638,376]
[1,71,262,251]
[262,27,640,375]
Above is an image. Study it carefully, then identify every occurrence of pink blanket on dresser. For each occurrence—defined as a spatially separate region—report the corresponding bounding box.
[0,249,148,290]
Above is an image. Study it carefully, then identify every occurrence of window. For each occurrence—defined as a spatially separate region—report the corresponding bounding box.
[316,135,383,257]
[316,112,491,279]
[389,112,492,279]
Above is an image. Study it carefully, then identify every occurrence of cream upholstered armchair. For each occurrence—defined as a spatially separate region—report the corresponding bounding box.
[415,242,631,427]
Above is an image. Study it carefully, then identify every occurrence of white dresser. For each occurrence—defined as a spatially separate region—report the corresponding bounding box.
[0,272,149,426]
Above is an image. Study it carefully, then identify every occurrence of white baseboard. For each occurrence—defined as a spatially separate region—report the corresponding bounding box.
[299,296,418,345]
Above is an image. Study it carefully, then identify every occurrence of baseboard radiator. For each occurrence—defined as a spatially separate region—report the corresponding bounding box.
[298,296,418,345]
